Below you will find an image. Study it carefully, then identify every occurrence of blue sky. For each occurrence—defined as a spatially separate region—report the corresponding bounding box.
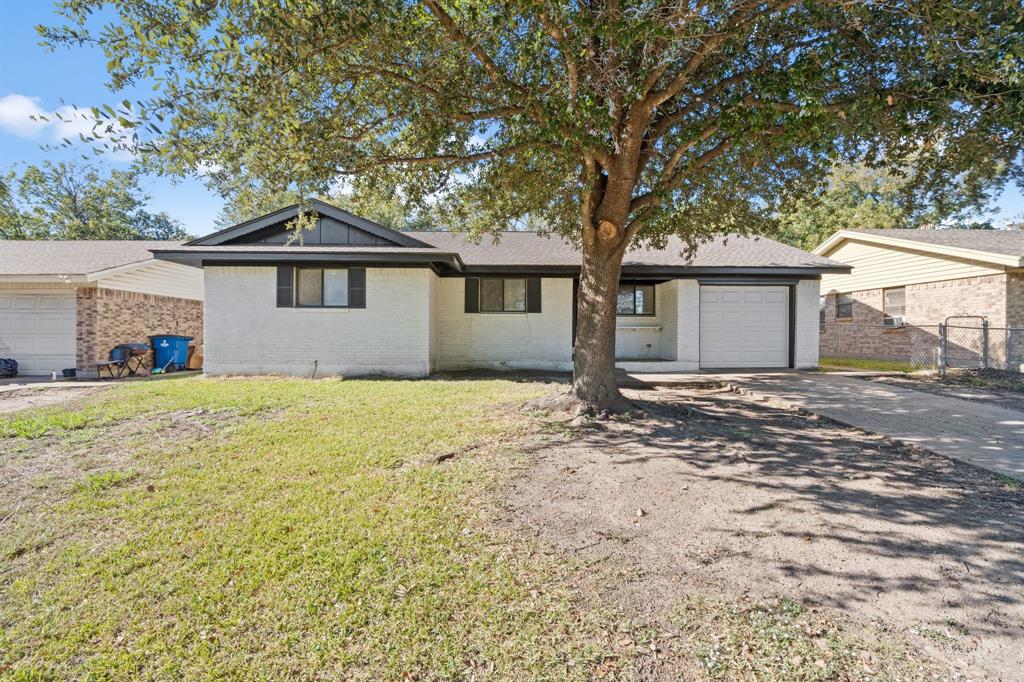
[0,0,225,236]
[2,0,1022,237]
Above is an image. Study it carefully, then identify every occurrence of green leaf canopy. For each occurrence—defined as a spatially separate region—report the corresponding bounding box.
[41,0,1023,250]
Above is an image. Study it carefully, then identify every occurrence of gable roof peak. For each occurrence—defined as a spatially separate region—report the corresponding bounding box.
[187,200,432,248]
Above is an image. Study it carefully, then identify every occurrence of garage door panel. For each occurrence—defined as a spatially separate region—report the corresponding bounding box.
[0,292,75,374]
[699,285,789,369]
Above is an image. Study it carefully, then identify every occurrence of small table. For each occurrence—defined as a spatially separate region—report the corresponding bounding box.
[96,352,147,379]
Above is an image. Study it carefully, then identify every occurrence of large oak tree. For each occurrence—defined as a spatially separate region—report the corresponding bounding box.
[44,0,1023,410]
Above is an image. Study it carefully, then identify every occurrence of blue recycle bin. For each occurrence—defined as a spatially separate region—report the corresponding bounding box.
[150,335,193,371]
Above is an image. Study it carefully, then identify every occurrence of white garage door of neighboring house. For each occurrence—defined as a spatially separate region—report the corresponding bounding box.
[0,292,76,375]
[699,285,789,369]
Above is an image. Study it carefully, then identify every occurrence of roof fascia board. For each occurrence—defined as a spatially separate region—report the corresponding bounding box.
[814,230,1022,267]
[85,258,158,281]
[445,265,847,276]
[153,249,464,270]
[0,274,88,283]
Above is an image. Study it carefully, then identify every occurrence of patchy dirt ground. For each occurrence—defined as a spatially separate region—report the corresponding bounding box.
[0,407,247,529]
[502,385,1024,681]
[870,370,1024,413]
[0,386,108,414]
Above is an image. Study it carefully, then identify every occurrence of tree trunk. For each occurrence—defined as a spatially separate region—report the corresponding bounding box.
[571,231,628,412]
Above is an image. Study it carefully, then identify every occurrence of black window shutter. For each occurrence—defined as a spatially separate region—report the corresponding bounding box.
[464,277,480,313]
[348,267,366,308]
[526,277,542,313]
[276,266,293,307]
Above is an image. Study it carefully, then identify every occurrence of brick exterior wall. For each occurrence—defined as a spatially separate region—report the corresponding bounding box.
[1005,271,1024,328]
[820,273,1009,363]
[203,266,434,377]
[76,286,203,372]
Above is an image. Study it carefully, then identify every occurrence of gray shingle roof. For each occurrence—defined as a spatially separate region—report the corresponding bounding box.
[407,231,846,270]
[158,231,846,272]
[0,240,180,276]
[846,229,1024,257]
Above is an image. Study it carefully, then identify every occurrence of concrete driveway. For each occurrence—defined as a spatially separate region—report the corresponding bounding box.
[723,372,1024,479]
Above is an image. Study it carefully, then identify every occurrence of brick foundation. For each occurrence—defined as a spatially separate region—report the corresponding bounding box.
[76,287,203,373]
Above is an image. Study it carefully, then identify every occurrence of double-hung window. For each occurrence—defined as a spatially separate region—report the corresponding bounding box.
[616,284,655,316]
[296,267,349,307]
[277,266,366,308]
[883,287,906,318]
[480,277,528,313]
[836,293,854,319]
[464,277,541,314]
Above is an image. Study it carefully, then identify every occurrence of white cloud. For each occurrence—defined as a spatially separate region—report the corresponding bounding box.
[0,93,49,137]
[1,92,136,161]
[1,92,123,143]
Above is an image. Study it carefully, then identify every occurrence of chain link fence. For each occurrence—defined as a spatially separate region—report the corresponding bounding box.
[820,320,1024,375]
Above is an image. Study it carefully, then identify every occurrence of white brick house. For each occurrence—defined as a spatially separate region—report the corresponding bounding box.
[155,200,848,376]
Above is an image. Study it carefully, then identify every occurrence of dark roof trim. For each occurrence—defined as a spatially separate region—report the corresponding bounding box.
[187,198,433,248]
[154,249,463,270]
[444,264,849,277]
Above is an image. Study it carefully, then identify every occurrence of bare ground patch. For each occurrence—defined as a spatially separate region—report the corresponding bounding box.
[1,407,252,543]
[0,386,109,415]
[501,385,1024,680]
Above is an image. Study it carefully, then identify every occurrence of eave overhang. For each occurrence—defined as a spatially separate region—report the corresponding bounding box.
[814,230,1024,268]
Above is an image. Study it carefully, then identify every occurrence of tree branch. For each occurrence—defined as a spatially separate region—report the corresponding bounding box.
[421,0,529,98]
[539,11,578,99]
[645,0,799,110]
[353,142,536,170]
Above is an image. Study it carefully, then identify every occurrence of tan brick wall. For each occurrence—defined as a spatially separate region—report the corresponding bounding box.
[905,274,1007,327]
[1005,271,1024,328]
[76,287,203,371]
[820,273,1008,362]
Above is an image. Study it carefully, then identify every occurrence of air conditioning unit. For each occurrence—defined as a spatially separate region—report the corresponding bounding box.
[883,315,906,328]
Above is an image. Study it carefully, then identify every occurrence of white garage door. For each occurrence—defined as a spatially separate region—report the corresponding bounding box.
[699,285,789,369]
[0,292,76,375]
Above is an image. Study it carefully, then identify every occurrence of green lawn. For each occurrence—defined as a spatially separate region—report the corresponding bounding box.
[0,377,610,680]
[819,356,919,373]
[0,376,945,680]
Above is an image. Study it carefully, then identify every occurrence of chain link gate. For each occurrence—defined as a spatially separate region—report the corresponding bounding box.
[938,316,988,376]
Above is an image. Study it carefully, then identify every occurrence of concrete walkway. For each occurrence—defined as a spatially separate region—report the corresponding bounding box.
[722,372,1024,479]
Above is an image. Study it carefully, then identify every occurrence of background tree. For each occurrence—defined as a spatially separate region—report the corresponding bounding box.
[1,161,191,240]
[775,161,998,251]
[43,0,1023,411]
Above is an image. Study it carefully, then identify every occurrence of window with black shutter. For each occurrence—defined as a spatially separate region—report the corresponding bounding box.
[280,266,365,308]
[466,277,541,313]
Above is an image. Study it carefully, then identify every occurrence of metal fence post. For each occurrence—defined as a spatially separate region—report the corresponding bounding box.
[938,323,946,377]
[982,320,989,369]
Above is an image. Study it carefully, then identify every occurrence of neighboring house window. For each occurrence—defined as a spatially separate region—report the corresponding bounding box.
[480,277,527,312]
[836,293,854,319]
[617,284,655,316]
[884,287,906,318]
[819,296,826,326]
[277,266,366,308]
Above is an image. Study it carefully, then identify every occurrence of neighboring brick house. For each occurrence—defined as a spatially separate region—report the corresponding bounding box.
[0,241,203,376]
[154,199,847,376]
[813,229,1024,364]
